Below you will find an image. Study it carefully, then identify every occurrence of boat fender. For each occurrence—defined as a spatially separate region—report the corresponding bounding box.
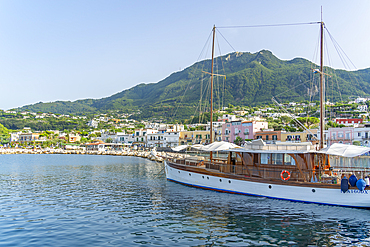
[365,176,370,187]
[349,174,358,187]
[356,179,366,191]
[280,170,291,181]
[340,176,349,193]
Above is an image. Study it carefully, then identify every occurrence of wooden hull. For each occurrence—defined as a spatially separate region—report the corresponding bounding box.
[165,161,370,208]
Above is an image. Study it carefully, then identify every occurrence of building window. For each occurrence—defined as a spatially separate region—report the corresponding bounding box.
[265,135,269,141]
[338,132,343,138]
[244,129,249,135]
[257,136,262,139]
[272,135,277,140]
[346,133,350,139]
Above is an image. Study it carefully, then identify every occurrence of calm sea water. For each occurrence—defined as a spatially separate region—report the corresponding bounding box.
[1,154,370,246]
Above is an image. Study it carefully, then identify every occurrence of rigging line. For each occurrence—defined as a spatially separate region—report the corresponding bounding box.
[215,31,227,111]
[311,27,321,70]
[273,79,312,98]
[193,76,212,123]
[197,30,214,62]
[324,35,343,103]
[217,22,321,29]
[326,28,363,101]
[325,27,357,70]
[326,31,351,71]
[272,97,318,140]
[171,29,213,122]
[215,28,237,52]
[215,34,225,112]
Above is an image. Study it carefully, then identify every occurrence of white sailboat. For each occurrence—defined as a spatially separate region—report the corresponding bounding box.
[165,21,370,208]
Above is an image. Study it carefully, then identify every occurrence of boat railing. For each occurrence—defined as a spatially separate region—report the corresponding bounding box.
[169,156,370,184]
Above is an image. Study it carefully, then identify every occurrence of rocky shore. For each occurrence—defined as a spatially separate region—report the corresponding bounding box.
[0,148,185,163]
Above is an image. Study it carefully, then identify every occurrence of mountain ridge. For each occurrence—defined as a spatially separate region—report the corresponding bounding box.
[17,50,370,120]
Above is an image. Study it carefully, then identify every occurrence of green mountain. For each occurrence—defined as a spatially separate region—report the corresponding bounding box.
[17,50,370,120]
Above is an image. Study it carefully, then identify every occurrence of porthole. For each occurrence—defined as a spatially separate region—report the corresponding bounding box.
[219,179,222,182]
[178,171,180,173]
[312,189,316,193]
[228,180,231,183]
[202,176,205,179]
[207,177,209,180]
[269,185,272,189]
[189,173,191,176]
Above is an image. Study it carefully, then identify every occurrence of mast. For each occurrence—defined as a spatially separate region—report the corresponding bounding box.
[209,25,215,161]
[210,25,215,145]
[319,20,325,149]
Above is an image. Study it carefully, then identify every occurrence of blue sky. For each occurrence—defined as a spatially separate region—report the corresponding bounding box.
[1,0,369,110]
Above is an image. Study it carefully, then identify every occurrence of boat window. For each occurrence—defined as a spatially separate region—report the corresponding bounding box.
[284,154,296,166]
[261,153,269,164]
[271,153,283,165]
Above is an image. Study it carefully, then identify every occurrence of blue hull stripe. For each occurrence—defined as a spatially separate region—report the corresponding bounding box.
[166,178,370,209]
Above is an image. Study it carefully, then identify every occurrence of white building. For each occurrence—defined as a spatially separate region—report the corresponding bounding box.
[87,120,99,128]
[164,131,179,148]
[355,97,370,104]
[353,125,370,146]
[358,104,368,112]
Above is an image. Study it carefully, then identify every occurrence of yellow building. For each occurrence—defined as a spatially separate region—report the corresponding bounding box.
[179,130,211,145]
[280,129,318,143]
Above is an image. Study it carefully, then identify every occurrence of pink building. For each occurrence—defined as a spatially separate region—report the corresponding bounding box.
[327,127,354,145]
[222,120,268,143]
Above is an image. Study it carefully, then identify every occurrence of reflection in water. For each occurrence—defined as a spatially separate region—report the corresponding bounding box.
[0,154,370,246]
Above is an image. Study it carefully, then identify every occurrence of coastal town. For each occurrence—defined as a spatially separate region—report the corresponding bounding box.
[1,97,370,153]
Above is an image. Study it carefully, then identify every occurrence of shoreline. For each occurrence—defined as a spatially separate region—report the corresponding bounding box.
[0,148,182,163]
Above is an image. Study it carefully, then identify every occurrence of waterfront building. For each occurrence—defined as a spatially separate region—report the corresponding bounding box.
[147,130,161,147]
[179,130,210,145]
[214,125,223,142]
[223,120,268,143]
[99,131,126,143]
[10,133,20,142]
[68,133,81,143]
[132,129,147,146]
[353,124,370,146]
[280,130,312,143]
[164,131,179,148]
[327,127,354,145]
[206,121,225,142]
[254,129,282,144]
[19,133,40,143]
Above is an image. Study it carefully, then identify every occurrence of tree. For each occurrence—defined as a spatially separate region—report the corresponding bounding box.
[234,136,243,146]
[106,137,113,143]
